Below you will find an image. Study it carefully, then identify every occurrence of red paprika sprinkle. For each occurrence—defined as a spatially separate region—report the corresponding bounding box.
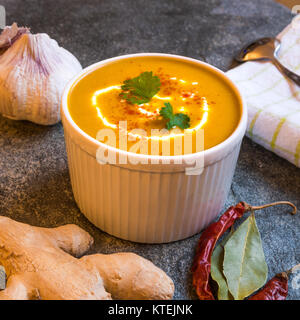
[192,201,296,300]
[249,272,288,300]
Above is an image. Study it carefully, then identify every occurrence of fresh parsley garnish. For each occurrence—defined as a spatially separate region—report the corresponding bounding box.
[160,102,190,130]
[120,71,161,105]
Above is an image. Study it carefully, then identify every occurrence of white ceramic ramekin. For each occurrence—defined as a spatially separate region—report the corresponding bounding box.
[61,53,247,243]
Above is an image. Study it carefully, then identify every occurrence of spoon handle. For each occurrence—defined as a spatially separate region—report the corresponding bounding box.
[273,58,300,86]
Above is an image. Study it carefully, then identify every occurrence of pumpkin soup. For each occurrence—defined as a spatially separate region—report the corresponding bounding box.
[68,56,241,155]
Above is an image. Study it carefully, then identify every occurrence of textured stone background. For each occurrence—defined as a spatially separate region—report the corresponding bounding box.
[0,0,299,299]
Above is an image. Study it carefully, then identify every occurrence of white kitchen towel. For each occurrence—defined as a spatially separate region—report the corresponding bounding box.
[226,15,300,167]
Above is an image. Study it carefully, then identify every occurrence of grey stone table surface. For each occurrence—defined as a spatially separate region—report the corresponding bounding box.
[0,0,300,299]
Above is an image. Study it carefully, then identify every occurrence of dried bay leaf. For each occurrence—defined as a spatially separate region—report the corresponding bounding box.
[223,213,268,300]
[211,229,234,300]
[211,243,232,300]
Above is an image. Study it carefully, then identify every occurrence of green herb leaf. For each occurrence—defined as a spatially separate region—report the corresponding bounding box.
[211,229,234,300]
[160,102,190,130]
[120,71,161,105]
[159,102,174,120]
[223,213,268,300]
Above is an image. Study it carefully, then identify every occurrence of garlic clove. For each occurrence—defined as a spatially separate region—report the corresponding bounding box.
[0,23,82,125]
[0,22,30,48]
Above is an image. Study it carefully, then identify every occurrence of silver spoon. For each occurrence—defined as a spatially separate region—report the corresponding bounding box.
[236,37,300,86]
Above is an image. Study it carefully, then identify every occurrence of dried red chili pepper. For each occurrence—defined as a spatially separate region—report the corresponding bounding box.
[249,262,300,300]
[192,202,246,300]
[249,272,288,300]
[192,201,296,300]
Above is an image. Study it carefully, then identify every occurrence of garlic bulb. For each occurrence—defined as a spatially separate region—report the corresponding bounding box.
[0,23,82,125]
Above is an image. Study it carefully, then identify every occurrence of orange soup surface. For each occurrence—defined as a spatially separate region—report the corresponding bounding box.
[68,56,242,155]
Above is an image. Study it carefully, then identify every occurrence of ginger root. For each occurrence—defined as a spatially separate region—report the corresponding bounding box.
[0,216,174,300]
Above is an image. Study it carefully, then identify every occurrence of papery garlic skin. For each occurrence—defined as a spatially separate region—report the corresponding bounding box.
[0,29,82,125]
